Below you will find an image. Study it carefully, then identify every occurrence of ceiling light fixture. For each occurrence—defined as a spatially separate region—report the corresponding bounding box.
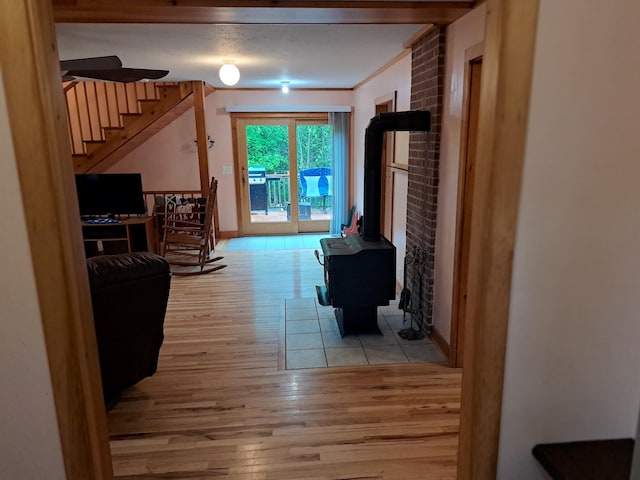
[281,81,290,94]
[219,61,240,86]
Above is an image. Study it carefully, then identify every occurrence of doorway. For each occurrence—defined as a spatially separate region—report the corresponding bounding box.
[232,113,332,236]
[375,93,396,239]
[450,53,483,368]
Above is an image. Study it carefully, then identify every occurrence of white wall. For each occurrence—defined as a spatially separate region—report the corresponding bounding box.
[0,71,67,479]
[433,5,486,343]
[110,107,201,192]
[353,52,412,289]
[353,52,412,208]
[497,1,640,477]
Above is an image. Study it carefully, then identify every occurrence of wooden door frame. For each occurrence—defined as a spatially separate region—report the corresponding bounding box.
[5,1,539,478]
[375,91,397,239]
[449,43,483,368]
[230,112,330,236]
[457,1,540,478]
[0,1,113,479]
[232,115,299,236]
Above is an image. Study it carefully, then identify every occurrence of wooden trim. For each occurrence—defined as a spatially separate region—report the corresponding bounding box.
[449,45,483,369]
[193,81,210,195]
[231,113,331,236]
[390,163,409,172]
[353,50,411,90]
[374,91,397,111]
[218,230,239,239]
[52,1,473,25]
[465,41,484,62]
[0,1,113,479]
[430,326,450,361]
[457,0,540,479]
[286,119,300,226]
[228,111,331,120]
[230,114,244,236]
[221,87,354,92]
[63,81,78,93]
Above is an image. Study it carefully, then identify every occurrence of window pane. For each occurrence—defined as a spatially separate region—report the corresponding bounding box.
[246,124,291,224]
[296,124,332,222]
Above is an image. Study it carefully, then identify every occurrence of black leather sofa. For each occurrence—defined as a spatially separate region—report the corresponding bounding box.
[86,252,171,408]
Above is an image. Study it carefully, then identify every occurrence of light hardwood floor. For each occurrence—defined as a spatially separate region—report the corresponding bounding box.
[107,249,462,479]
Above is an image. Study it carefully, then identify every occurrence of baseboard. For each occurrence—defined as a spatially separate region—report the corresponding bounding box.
[429,325,450,362]
[218,230,239,239]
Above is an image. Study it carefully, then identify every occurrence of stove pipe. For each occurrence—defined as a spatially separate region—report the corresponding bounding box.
[362,110,431,241]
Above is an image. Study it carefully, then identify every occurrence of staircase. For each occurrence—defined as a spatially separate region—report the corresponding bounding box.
[65,81,212,173]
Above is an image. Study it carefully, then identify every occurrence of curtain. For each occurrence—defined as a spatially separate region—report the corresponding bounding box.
[329,111,350,234]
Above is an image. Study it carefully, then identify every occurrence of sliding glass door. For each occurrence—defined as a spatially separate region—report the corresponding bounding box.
[233,113,332,235]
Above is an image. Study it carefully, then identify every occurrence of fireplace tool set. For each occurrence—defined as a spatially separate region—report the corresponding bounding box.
[398,245,427,341]
[315,110,431,336]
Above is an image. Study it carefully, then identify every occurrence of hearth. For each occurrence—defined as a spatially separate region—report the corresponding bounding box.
[316,111,431,336]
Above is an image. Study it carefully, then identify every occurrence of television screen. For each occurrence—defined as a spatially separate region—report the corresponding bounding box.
[75,173,146,217]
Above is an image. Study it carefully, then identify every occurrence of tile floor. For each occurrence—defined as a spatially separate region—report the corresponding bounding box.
[285,297,446,370]
[218,235,446,370]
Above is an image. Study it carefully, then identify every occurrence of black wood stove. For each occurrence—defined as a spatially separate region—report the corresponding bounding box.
[316,111,431,336]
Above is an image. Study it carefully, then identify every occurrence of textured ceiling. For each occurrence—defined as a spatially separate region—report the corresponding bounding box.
[55,23,426,89]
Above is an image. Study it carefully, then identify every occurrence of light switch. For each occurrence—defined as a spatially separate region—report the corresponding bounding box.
[222,165,233,175]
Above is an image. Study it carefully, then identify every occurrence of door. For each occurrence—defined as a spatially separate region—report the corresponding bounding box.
[451,57,483,367]
[233,114,332,235]
[375,94,396,239]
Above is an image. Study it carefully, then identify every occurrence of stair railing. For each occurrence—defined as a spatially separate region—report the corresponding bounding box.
[64,81,169,155]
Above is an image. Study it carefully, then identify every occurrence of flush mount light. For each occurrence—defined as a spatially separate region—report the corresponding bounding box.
[281,81,290,94]
[219,61,240,86]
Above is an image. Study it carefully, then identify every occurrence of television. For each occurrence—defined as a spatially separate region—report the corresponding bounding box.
[74,173,147,217]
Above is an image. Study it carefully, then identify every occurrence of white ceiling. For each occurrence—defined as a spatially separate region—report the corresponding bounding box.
[55,23,426,89]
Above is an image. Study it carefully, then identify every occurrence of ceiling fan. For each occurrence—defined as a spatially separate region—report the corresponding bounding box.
[60,55,169,83]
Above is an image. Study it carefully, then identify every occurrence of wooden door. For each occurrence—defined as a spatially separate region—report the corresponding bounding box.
[376,94,396,239]
[451,57,483,367]
[232,113,331,236]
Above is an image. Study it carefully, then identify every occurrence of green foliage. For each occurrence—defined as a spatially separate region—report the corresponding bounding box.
[245,124,332,174]
[296,125,332,171]
[245,125,290,174]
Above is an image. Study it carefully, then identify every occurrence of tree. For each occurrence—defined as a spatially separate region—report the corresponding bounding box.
[245,124,332,174]
[296,125,331,171]
[245,125,289,173]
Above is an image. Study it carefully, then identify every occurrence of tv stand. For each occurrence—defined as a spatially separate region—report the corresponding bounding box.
[81,216,156,257]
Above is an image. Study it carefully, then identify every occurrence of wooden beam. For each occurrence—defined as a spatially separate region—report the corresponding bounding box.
[0,1,113,479]
[456,0,540,479]
[51,1,473,24]
[193,81,210,195]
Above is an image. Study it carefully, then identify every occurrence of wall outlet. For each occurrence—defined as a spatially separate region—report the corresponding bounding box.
[222,165,233,175]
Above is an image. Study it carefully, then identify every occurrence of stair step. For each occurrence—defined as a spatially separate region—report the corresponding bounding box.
[103,127,124,141]
[84,140,106,154]
[138,99,160,114]
[156,85,182,101]
[70,81,198,173]
[120,112,142,127]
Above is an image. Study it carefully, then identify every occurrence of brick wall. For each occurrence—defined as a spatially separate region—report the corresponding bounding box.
[405,27,446,330]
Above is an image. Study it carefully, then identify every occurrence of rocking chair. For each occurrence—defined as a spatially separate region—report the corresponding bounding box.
[161,177,226,275]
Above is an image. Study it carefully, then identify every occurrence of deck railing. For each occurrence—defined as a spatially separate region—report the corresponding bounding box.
[266,175,290,209]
